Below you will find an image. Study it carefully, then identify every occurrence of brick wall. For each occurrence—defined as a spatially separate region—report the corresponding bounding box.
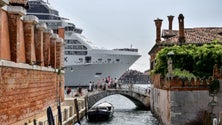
[151,74,209,91]
[0,61,64,125]
[0,5,65,125]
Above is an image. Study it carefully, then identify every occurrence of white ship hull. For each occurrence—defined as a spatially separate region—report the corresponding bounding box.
[65,50,140,87]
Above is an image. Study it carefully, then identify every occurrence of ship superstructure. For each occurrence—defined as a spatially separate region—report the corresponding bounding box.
[27,0,141,86]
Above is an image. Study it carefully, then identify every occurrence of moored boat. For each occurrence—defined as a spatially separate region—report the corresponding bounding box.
[87,102,114,122]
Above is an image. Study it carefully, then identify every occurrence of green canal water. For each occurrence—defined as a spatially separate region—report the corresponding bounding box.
[80,94,160,125]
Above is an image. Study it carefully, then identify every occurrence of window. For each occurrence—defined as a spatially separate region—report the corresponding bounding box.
[65,40,81,44]
[64,51,87,55]
[79,58,83,62]
[95,73,102,77]
[98,58,102,63]
[85,56,91,63]
[107,59,111,63]
[116,59,120,62]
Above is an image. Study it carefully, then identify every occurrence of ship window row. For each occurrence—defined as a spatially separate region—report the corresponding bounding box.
[65,45,87,50]
[46,22,62,27]
[65,51,87,55]
[65,40,81,44]
[79,58,83,62]
[65,26,75,31]
[96,58,120,63]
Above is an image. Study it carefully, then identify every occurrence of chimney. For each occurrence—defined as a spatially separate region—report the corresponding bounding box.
[167,15,174,30]
[154,18,163,43]
[178,14,185,43]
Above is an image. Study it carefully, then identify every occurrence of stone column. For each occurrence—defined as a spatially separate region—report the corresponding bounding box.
[178,14,185,43]
[34,22,47,66]
[23,15,39,65]
[43,29,53,67]
[7,6,26,62]
[50,34,58,68]
[56,37,64,68]
[154,18,163,43]
[167,15,174,30]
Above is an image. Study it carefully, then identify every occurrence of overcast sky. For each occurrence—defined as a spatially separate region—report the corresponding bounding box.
[50,0,222,72]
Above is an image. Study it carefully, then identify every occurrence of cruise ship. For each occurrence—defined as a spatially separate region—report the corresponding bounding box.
[27,0,141,87]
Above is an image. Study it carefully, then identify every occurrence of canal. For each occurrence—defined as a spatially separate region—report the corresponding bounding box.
[80,94,160,125]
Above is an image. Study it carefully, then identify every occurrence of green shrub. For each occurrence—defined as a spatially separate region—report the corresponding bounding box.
[153,41,222,78]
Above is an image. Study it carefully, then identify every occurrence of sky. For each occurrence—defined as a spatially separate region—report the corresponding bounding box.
[50,0,222,72]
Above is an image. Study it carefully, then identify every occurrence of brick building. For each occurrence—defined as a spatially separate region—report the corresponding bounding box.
[149,14,222,70]
[148,14,222,125]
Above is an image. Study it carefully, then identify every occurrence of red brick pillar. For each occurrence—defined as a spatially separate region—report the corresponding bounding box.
[50,34,58,68]
[56,38,64,68]
[0,7,11,60]
[154,18,163,43]
[7,6,26,62]
[34,22,47,66]
[23,15,38,65]
[43,29,52,67]
[58,27,65,39]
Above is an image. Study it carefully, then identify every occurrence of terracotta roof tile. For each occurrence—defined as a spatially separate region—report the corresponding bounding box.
[162,27,222,44]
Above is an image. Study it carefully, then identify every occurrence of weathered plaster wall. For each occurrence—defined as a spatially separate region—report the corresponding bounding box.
[170,90,211,125]
[151,87,222,125]
[151,88,171,125]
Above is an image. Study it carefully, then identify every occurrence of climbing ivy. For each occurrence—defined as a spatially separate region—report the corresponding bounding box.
[153,40,222,78]
[209,79,220,94]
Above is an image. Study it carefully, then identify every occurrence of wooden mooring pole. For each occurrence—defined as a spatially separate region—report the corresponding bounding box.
[74,98,81,124]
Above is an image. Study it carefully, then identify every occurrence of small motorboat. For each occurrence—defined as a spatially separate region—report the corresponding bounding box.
[87,102,114,122]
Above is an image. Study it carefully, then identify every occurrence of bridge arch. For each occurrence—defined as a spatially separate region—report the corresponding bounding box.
[87,89,150,110]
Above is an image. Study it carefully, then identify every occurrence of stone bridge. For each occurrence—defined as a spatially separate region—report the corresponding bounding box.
[86,85,150,109]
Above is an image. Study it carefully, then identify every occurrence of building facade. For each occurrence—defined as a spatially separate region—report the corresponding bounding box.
[149,14,222,125]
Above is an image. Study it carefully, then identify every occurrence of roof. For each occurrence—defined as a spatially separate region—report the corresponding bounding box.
[162,27,222,44]
[149,27,222,55]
